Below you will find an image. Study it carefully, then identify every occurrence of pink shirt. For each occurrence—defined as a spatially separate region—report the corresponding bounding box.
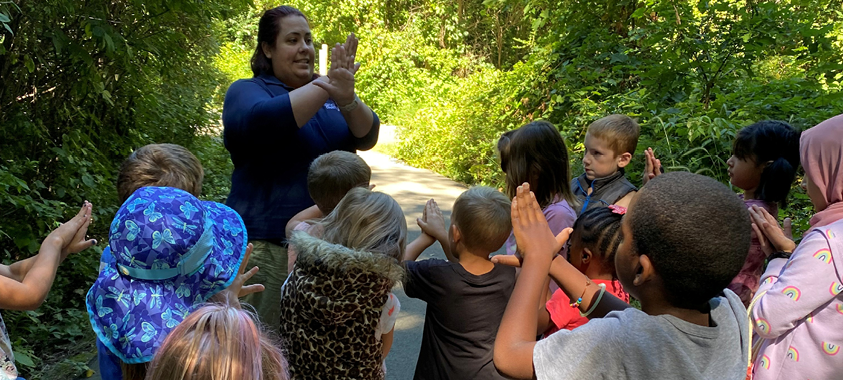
[543,279,629,337]
[751,219,843,379]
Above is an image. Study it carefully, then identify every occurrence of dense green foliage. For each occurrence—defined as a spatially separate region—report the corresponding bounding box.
[0,0,243,377]
[1,0,841,378]
[337,0,842,234]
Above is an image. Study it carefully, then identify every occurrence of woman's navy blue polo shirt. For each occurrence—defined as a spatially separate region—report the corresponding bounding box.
[221,73,379,241]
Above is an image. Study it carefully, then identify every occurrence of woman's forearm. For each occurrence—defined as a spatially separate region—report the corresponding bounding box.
[341,100,375,138]
[289,82,331,128]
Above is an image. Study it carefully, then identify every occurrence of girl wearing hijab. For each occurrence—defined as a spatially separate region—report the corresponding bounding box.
[749,114,843,379]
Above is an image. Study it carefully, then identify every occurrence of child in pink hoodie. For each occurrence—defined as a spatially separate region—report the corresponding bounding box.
[750,114,843,379]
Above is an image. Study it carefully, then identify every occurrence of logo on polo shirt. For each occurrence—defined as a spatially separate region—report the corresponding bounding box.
[324,100,338,110]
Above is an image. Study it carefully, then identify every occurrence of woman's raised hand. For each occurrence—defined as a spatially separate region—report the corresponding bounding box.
[343,33,360,74]
[312,34,360,107]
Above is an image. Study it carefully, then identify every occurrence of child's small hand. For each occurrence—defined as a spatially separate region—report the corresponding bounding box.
[48,202,97,260]
[491,254,521,267]
[417,199,447,243]
[642,148,663,186]
[511,183,571,264]
[749,205,796,255]
[214,243,265,308]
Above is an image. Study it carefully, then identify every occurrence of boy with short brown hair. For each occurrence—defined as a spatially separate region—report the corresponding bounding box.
[572,114,640,215]
[402,186,516,379]
[306,150,371,214]
[285,151,372,274]
[116,143,204,203]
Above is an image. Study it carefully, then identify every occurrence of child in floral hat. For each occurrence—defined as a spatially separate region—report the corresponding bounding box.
[87,186,261,380]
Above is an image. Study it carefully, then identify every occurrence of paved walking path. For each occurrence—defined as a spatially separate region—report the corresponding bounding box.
[360,149,467,380]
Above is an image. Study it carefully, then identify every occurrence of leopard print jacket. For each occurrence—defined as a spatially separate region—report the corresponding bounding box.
[279,233,404,380]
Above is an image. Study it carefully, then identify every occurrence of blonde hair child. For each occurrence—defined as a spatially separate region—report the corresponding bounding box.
[145,303,288,380]
[280,187,408,379]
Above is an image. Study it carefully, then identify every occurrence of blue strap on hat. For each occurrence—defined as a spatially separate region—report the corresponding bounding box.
[118,218,215,281]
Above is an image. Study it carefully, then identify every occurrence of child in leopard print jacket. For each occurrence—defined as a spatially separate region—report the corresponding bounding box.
[280,188,409,380]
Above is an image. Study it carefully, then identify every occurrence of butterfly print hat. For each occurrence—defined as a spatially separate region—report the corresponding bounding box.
[86,186,247,363]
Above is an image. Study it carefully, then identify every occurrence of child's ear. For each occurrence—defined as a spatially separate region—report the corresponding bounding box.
[450,224,461,244]
[581,248,592,264]
[617,152,633,168]
[635,254,656,286]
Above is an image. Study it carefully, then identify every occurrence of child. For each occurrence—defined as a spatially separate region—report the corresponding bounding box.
[101,143,204,272]
[144,303,289,380]
[279,188,405,380]
[117,143,204,203]
[0,203,95,379]
[96,143,206,379]
[538,205,630,337]
[498,121,577,259]
[645,121,801,306]
[284,150,371,273]
[494,173,751,379]
[402,187,515,379]
[571,114,639,215]
[726,121,800,305]
[749,114,843,380]
[87,187,261,380]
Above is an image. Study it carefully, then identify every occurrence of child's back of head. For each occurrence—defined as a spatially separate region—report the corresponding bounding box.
[731,120,801,206]
[497,121,575,209]
[307,151,371,214]
[117,144,204,204]
[317,187,406,261]
[145,304,289,380]
[570,206,625,275]
[629,172,751,309]
[452,186,512,255]
[586,114,640,157]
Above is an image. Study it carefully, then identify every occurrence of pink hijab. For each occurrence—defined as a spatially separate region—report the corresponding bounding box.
[800,114,843,227]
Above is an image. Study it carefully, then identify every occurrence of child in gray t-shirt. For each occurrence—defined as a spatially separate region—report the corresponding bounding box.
[493,172,751,380]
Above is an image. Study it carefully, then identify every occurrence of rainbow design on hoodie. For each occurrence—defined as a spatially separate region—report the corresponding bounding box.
[813,248,832,264]
[782,286,801,301]
[755,318,771,334]
[786,346,799,362]
[758,355,770,370]
[823,342,840,356]
[831,282,843,296]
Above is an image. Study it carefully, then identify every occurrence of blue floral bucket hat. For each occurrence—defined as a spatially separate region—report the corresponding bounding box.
[86,186,247,364]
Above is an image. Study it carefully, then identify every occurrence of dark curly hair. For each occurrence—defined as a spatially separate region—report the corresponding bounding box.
[629,172,751,310]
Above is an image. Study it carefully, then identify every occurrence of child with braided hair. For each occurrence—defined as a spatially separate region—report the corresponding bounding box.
[537,206,630,337]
